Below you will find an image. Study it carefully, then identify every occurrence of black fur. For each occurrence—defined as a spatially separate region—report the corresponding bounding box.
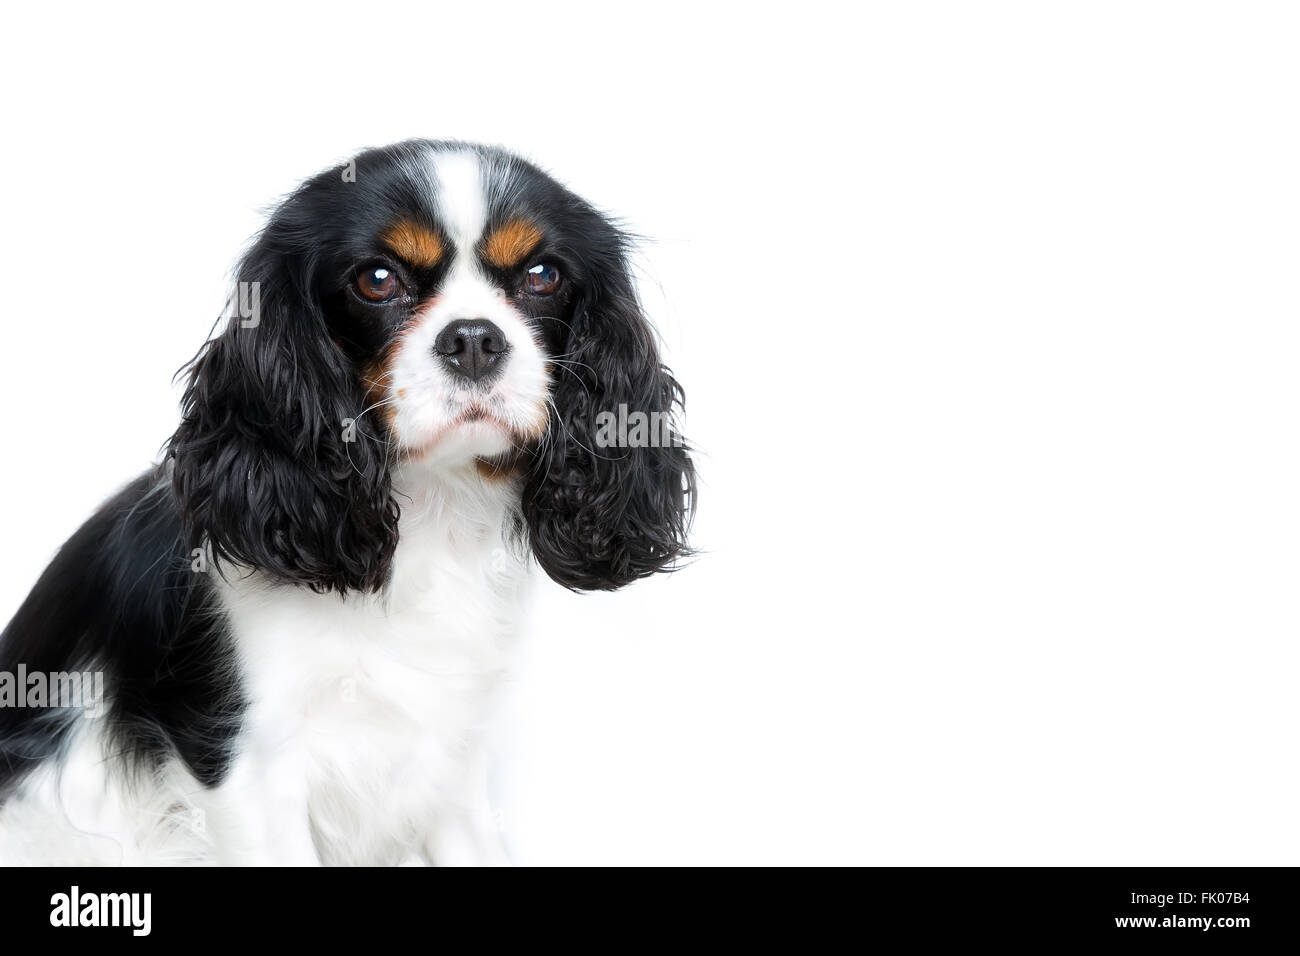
[167,158,405,595]
[0,472,243,797]
[523,241,697,590]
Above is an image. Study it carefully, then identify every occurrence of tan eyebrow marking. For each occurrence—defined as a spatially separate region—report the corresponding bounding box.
[480,218,544,269]
[380,220,445,268]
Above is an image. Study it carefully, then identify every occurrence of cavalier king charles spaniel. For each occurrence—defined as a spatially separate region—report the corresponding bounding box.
[0,140,694,864]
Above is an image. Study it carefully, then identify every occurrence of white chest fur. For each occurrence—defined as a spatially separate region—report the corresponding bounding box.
[211,464,529,865]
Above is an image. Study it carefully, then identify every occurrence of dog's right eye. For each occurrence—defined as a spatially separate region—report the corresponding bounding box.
[354,265,405,303]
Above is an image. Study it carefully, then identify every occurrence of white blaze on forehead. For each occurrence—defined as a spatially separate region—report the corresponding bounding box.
[430,149,487,273]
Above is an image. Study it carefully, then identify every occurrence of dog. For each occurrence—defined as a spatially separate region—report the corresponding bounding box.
[0,140,694,864]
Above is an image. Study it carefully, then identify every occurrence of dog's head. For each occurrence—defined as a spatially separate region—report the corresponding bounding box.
[168,140,694,593]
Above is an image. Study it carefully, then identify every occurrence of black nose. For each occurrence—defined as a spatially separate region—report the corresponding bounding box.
[432,319,509,382]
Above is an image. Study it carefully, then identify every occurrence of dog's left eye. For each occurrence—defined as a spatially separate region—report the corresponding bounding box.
[524,263,561,296]
[354,265,405,303]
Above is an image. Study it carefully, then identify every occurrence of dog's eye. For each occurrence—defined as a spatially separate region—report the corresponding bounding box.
[354,266,404,303]
[524,263,561,296]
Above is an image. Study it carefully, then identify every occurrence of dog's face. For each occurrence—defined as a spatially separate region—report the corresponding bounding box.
[168,141,694,593]
[317,147,584,466]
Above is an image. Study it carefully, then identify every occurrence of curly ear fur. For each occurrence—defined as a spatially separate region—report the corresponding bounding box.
[524,242,697,591]
[167,234,398,594]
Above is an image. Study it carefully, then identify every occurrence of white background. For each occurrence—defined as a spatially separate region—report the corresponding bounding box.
[1,2,1297,864]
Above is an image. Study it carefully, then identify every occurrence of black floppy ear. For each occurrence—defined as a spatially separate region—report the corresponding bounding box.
[523,245,696,591]
[167,238,398,594]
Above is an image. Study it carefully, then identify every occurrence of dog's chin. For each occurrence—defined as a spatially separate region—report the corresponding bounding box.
[401,414,519,467]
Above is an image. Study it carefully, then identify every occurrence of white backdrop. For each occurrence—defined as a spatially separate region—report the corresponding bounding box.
[1,1,1297,864]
